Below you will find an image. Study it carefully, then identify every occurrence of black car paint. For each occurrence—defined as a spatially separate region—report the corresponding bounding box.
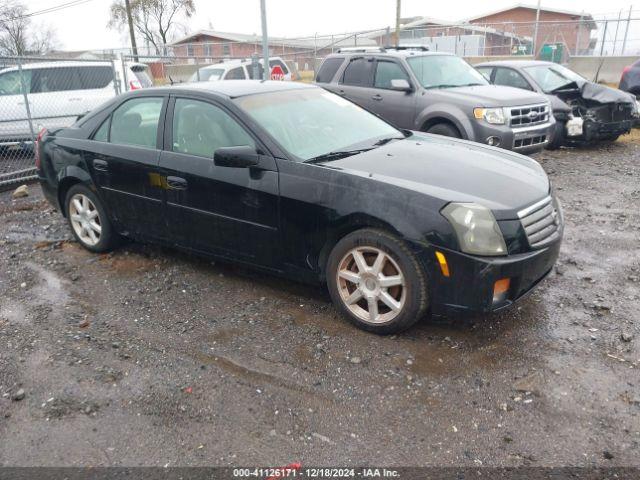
[37,81,561,316]
[476,61,636,143]
[619,58,640,96]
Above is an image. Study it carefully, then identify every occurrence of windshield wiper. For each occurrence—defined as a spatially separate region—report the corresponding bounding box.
[305,148,373,164]
[373,136,405,146]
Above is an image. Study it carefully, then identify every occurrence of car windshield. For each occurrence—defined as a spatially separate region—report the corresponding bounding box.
[189,68,225,82]
[407,55,488,89]
[524,65,585,92]
[235,88,402,161]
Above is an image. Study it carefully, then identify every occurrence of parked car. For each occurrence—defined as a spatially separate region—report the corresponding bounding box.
[619,59,640,97]
[188,56,295,82]
[476,60,639,148]
[315,46,555,154]
[0,61,152,146]
[36,81,563,334]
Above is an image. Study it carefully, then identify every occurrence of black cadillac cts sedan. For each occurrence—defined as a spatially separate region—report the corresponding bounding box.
[36,81,563,334]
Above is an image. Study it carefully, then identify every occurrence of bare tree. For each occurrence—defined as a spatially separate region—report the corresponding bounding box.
[108,0,195,54]
[0,0,59,55]
[0,1,29,55]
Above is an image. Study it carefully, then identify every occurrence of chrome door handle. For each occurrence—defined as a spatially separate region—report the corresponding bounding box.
[167,176,187,190]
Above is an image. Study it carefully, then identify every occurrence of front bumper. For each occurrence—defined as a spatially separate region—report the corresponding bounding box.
[582,118,633,141]
[418,239,561,316]
[470,120,555,155]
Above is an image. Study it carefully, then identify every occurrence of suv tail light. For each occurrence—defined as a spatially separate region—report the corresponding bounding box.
[129,79,142,90]
[621,65,632,80]
[34,128,47,169]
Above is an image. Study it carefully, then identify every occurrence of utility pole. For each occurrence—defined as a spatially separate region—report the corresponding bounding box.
[622,5,633,55]
[532,0,541,57]
[260,0,269,80]
[124,0,138,61]
[394,0,401,46]
[575,12,583,55]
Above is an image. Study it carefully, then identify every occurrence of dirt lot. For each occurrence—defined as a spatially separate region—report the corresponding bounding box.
[0,140,638,467]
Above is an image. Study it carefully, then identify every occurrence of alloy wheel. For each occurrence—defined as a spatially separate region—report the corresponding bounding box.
[69,193,102,246]
[336,246,406,324]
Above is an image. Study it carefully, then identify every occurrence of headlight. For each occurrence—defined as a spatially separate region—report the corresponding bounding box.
[441,203,507,256]
[473,107,505,125]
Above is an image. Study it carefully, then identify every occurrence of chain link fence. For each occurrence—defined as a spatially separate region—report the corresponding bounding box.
[2,18,640,187]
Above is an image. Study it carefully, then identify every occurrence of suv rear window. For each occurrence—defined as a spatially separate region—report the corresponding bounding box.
[316,58,344,83]
[269,59,289,74]
[341,57,374,87]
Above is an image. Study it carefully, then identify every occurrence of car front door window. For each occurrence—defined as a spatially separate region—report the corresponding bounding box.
[172,98,255,158]
[494,68,531,90]
[374,60,409,89]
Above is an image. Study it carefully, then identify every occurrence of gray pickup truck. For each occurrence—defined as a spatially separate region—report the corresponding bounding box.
[315,47,556,154]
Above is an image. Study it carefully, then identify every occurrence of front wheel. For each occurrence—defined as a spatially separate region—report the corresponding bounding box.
[426,123,461,138]
[65,184,120,253]
[326,229,429,334]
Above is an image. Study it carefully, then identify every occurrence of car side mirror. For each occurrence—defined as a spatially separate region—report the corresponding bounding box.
[214,145,259,168]
[390,79,412,92]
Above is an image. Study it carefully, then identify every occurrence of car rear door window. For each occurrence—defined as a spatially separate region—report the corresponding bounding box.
[225,67,246,80]
[172,98,255,158]
[110,97,163,148]
[341,57,374,87]
[494,68,531,90]
[247,63,264,80]
[374,60,409,89]
[316,58,344,83]
[78,66,114,89]
[93,117,110,141]
[31,67,81,93]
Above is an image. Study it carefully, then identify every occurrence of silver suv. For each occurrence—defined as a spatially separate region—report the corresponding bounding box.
[315,47,555,154]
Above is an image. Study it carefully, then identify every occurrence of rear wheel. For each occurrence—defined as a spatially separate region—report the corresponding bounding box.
[326,229,429,334]
[65,184,119,253]
[426,123,461,138]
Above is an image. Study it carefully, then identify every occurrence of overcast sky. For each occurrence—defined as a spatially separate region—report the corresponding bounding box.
[23,0,640,51]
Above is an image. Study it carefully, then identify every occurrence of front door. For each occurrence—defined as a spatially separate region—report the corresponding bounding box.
[159,96,280,266]
[366,59,416,129]
[85,95,167,239]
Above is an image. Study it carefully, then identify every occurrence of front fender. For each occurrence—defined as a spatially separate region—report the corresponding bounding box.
[415,104,476,140]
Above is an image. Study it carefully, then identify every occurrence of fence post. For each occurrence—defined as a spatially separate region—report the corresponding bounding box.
[16,57,36,144]
[120,54,129,92]
[622,6,632,55]
[599,20,608,56]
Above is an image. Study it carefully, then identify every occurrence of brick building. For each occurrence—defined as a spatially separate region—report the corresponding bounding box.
[466,4,596,55]
[169,30,376,70]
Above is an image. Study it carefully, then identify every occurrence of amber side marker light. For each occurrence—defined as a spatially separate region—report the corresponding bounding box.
[435,251,450,277]
[493,278,511,304]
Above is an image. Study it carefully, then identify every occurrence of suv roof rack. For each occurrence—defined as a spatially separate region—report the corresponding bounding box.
[336,46,386,53]
[383,45,430,52]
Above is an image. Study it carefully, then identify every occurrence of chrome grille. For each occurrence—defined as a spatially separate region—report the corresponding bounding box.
[510,104,550,128]
[518,196,562,249]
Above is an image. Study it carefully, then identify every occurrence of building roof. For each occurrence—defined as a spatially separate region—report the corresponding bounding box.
[464,4,594,22]
[170,30,376,49]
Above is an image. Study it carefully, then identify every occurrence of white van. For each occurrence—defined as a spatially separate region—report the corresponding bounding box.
[188,57,295,82]
[0,61,152,145]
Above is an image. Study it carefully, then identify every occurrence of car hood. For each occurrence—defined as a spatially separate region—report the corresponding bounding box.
[323,133,549,220]
[427,84,547,107]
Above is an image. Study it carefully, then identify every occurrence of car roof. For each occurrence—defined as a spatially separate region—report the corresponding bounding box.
[198,56,285,70]
[168,79,316,98]
[0,61,119,72]
[475,60,554,68]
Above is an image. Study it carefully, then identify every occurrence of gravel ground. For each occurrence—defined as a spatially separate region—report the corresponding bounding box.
[0,140,638,467]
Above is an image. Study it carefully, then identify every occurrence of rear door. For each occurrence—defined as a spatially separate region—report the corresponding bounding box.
[159,95,280,265]
[85,95,167,239]
[335,56,375,108]
[366,58,416,129]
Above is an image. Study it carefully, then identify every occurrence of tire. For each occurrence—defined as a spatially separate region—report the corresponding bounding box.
[426,123,461,138]
[601,134,620,142]
[546,121,566,150]
[326,228,429,334]
[64,184,120,253]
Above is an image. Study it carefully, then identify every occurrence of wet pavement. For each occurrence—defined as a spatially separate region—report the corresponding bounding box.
[0,140,638,467]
